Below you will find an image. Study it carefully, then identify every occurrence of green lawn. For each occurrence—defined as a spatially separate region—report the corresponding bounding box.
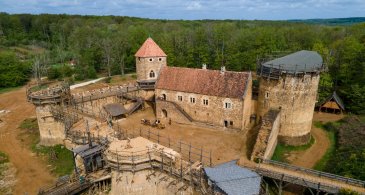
[19,118,74,176]
[0,86,22,94]
[271,135,315,162]
[313,127,336,170]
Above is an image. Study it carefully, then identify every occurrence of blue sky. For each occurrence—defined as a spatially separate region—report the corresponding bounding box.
[0,0,364,20]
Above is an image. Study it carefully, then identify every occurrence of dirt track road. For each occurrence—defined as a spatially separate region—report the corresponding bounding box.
[288,112,344,168]
[0,87,55,194]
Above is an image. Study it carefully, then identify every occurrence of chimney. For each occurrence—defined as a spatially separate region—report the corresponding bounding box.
[202,63,207,69]
[220,66,226,74]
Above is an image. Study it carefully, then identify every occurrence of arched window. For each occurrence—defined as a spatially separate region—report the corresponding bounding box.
[223,98,233,109]
[149,70,155,78]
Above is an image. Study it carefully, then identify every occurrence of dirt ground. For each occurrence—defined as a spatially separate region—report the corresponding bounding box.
[0,87,55,194]
[286,112,344,168]
[114,107,246,165]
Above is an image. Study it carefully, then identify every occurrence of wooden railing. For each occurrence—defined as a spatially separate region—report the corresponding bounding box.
[261,159,365,188]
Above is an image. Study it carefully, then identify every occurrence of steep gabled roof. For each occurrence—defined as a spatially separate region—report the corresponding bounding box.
[156,66,251,99]
[135,38,167,57]
[318,91,345,110]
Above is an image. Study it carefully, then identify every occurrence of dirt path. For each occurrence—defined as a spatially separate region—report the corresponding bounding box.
[0,87,55,194]
[288,112,344,168]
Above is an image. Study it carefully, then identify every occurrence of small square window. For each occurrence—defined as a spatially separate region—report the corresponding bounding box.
[149,58,153,62]
[190,97,195,103]
[230,121,233,126]
[178,95,183,101]
[225,102,232,109]
[159,58,162,61]
[203,99,209,105]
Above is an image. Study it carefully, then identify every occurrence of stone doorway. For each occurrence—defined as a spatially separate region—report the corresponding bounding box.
[224,120,228,127]
[162,109,168,118]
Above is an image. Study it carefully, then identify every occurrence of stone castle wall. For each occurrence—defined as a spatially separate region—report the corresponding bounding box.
[251,109,280,161]
[257,73,320,145]
[155,88,252,130]
[36,105,66,146]
[136,57,166,81]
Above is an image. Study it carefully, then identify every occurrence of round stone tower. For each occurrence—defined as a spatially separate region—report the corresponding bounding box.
[135,38,167,85]
[27,83,71,146]
[257,50,324,146]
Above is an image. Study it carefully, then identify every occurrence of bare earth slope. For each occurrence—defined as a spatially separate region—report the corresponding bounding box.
[0,87,55,194]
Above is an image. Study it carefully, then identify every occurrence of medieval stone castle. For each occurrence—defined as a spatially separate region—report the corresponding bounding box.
[26,37,365,195]
[136,37,323,146]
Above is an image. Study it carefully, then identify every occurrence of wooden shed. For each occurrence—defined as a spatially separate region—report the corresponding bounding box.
[103,103,128,120]
[317,91,345,114]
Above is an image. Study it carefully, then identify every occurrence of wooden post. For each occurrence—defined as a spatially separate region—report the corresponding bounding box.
[158,131,160,144]
[189,162,193,186]
[180,160,183,181]
[116,150,119,172]
[168,137,171,148]
[200,147,203,162]
[132,152,134,172]
[210,150,212,166]
[161,152,163,171]
[179,141,182,153]
[148,148,152,168]
[189,143,192,162]
[169,158,172,176]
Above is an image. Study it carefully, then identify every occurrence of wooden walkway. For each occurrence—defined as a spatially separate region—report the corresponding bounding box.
[255,160,365,194]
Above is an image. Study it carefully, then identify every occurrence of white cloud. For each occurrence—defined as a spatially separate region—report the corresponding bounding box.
[186,1,203,10]
[0,0,364,20]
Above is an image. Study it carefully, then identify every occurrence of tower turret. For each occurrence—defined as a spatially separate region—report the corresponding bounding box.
[257,50,324,146]
[135,38,167,88]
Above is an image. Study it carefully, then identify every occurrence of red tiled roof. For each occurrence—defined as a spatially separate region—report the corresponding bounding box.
[135,38,167,57]
[156,66,251,99]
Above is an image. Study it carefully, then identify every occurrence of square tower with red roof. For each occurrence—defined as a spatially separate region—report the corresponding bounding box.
[135,38,167,85]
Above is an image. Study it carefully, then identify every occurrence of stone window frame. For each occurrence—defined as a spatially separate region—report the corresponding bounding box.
[158,57,163,61]
[265,91,269,99]
[149,69,156,78]
[149,58,153,62]
[202,96,209,106]
[189,95,196,104]
[223,98,233,109]
[176,93,183,102]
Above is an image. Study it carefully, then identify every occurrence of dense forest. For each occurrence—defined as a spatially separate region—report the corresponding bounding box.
[0,13,364,113]
[321,116,365,181]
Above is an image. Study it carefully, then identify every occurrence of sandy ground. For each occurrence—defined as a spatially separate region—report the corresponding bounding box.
[110,107,246,165]
[287,112,344,168]
[0,87,55,194]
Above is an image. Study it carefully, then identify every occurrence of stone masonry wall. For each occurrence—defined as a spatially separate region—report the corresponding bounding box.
[36,105,66,146]
[155,89,250,130]
[136,57,166,81]
[257,73,320,145]
[250,109,280,161]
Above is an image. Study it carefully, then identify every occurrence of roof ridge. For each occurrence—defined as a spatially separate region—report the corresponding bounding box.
[135,37,167,57]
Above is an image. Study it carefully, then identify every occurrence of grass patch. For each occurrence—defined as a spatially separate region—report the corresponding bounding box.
[0,86,22,94]
[0,151,9,177]
[0,151,9,165]
[18,118,74,176]
[19,118,39,131]
[29,84,49,92]
[33,145,74,176]
[313,129,336,170]
[271,135,315,162]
